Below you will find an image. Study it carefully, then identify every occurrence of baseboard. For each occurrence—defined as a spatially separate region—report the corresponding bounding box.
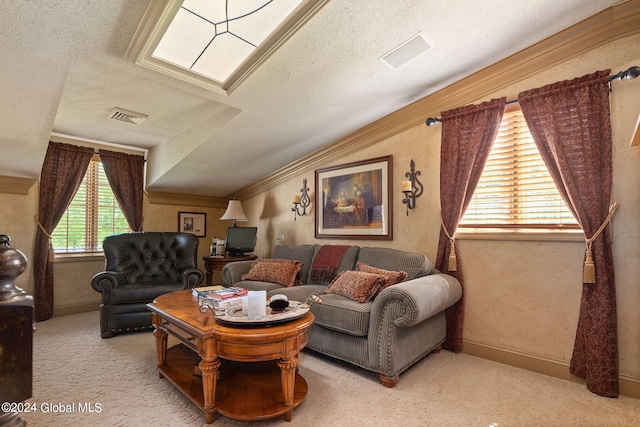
[462,340,640,400]
[52,302,100,317]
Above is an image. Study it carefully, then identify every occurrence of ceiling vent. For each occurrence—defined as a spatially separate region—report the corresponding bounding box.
[381,33,431,69]
[108,107,148,125]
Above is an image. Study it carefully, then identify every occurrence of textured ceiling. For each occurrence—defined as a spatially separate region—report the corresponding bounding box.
[0,0,621,197]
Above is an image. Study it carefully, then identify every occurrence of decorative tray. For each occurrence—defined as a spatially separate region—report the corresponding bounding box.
[214,301,310,327]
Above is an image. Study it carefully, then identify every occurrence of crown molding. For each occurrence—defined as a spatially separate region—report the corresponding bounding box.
[231,0,640,201]
[145,190,227,208]
[0,176,37,195]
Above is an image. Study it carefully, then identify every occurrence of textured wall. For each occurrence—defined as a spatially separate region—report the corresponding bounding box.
[242,34,640,382]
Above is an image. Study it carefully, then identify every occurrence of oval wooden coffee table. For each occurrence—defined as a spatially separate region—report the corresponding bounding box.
[147,290,314,424]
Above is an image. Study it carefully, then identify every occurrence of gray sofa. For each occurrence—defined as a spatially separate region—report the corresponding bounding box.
[221,244,462,387]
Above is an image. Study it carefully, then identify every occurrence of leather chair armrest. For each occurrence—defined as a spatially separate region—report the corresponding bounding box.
[180,267,204,289]
[90,271,127,304]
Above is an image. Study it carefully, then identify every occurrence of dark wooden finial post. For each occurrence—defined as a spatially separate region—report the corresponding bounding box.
[0,234,33,427]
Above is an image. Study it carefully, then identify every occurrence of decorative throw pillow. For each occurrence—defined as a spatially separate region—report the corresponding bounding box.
[241,258,302,287]
[356,262,408,292]
[323,270,387,303]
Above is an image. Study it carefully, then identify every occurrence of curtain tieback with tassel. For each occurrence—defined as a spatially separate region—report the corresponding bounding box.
[35,215,56,262]
[441,220,457,272]
[582,202,618,284]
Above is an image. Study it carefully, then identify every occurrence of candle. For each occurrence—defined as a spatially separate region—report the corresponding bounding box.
[241,296,249,315]
[293,195,301,204]
[247,290,266,317]
[402,181,412,192]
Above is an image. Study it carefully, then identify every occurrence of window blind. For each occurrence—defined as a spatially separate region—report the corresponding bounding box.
[459,104,579,229]
[52,156,129,252]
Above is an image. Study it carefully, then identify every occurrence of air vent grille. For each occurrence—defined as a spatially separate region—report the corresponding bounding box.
[108,108,148,125]
[381,33,430,69]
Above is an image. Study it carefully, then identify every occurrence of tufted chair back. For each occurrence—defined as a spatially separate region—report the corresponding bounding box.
[103,232,199,283]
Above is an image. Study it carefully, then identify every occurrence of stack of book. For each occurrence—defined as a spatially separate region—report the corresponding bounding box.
[193,285,248,310]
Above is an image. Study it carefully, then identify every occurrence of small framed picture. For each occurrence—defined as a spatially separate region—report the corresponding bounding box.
[178,212,206,237]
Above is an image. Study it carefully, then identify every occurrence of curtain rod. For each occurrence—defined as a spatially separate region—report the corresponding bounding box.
[425,66,639,126]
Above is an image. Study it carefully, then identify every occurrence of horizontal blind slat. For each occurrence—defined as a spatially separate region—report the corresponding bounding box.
[51,157,130,252]
[460,105,577,229]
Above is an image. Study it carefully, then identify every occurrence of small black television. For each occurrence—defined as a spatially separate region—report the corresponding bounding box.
[224,226,257,257]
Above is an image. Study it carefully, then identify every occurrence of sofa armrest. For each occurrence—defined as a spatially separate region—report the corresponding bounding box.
[180,267,204,288]
[368,274,462,379]
[90,271,127,303]
[371,274,462,328]
[221,260,255,286]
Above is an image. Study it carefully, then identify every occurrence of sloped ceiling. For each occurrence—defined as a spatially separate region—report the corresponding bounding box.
[0,0,623,197]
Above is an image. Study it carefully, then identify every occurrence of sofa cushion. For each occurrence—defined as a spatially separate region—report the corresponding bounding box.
[234,280,285,292]
[357,262,407,292]
[324,270,386,303]
[357,246,436,280]
[272,244,320,283]
[311,293,372,336]
[266,284,327,303]
[241,258,302,287]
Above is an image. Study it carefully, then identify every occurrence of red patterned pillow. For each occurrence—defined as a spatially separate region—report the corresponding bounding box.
[241,259,302,287]
[324,270,387,303]
[356,262,407,292]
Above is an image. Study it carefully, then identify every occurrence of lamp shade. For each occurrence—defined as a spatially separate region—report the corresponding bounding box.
[220,200,248,226]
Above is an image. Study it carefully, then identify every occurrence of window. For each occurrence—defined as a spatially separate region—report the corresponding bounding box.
[51,155,130,253]
[459,103,579,230]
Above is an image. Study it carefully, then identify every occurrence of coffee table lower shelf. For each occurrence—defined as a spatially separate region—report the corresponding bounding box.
[158,344,308,422]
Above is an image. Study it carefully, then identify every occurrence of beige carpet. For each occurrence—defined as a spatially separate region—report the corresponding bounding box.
[21,311,640,426]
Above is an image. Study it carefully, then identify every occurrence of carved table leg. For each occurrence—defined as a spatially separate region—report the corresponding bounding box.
[278,356,298,422]
[152,314,168,378]
[199,357,221,424]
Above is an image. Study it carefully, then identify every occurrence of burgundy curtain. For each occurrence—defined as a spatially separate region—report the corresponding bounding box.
[100,149,145,232]
[34,142,94,321]
[518,70,618,397]
[437,98,506,352]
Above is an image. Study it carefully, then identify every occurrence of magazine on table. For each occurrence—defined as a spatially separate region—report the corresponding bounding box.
[193,285,247,310]
[192,286,247,299]
[198,295,243,310]
[206,286,248,300]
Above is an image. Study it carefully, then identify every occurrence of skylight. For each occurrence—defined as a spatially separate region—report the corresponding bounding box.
[126,0,328,95]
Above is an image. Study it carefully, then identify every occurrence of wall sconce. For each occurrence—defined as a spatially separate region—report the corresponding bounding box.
[401,160,423,215]
[292,178,311,221]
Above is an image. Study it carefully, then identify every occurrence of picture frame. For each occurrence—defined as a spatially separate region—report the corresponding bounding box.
[178,212,206,237]
[315,155,393,240]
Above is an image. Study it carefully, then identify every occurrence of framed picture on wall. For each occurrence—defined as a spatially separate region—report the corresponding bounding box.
[315,155,393,240]
[178,212,206,237]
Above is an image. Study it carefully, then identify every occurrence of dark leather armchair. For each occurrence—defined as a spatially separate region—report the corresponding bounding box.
[91,232,204,338]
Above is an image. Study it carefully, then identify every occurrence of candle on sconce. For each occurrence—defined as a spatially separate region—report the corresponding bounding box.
[293,195,301,204]
[402,181,412,192]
